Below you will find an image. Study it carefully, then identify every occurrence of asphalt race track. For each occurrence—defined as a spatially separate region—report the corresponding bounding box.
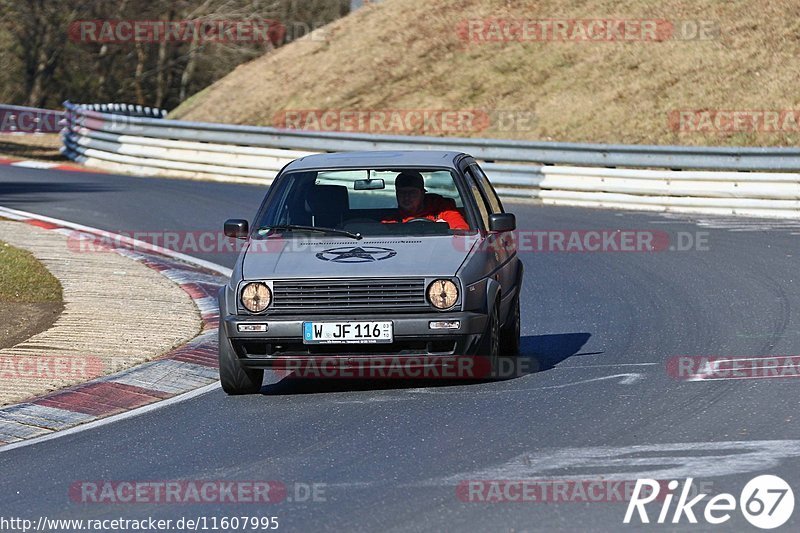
[1,166,799,531]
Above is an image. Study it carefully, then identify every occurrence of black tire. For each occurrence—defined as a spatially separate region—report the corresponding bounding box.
[500,294,521,357]
[218,326,263,395]
[478,300,501,379]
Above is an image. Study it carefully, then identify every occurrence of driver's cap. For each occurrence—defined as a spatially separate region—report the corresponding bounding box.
[395,171,426,191]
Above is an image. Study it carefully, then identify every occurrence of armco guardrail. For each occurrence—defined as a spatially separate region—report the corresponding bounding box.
[61,101,800,218]
[0,104,64,134]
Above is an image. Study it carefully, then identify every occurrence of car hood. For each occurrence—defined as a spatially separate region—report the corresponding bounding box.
[241,235,479,279]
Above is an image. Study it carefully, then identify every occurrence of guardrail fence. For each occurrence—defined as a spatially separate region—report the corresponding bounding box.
[61,101,800,218]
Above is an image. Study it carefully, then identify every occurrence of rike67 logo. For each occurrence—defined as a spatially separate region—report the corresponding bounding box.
[624,475,794,529]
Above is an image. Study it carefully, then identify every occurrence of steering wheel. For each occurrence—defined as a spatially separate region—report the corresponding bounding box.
[404,217,435,223]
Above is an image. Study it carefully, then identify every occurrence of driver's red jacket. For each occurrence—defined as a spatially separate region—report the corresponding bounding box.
[381,194,469,230]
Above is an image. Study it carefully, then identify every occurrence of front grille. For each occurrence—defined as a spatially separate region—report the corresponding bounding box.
[271,278,427,313]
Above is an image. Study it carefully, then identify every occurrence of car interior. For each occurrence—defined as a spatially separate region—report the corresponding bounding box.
[266,170,473,235]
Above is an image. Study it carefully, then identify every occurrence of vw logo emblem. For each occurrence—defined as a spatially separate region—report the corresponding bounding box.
[316,246,397,263]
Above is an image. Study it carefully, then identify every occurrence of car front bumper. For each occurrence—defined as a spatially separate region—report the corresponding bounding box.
[222,311,489,369]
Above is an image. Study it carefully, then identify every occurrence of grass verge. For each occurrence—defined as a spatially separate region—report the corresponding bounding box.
[0,240,62,303]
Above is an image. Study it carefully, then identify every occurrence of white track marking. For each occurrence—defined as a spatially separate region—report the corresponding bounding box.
[0,382,220,453]
[555,363,658,369]
[650,212,800,232]
[685,356,800,382]
[331,396,418,404]
[429,440,800,484]
[540,373,643,388]
[10,161,58,169]
[687,374,800,382]
[407,373,644,395]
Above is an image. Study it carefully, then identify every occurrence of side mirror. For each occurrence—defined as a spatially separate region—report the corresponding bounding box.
[488,213,515,232]
[224,219,249,239]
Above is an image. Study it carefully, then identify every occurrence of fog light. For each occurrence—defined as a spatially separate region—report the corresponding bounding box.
[238,323,268,332]
[429,321,460,330]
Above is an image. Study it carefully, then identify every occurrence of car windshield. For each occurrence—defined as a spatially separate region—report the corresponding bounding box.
[254,168,477,238]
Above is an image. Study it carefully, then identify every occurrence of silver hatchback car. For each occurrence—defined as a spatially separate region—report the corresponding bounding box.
[219,151,523,394]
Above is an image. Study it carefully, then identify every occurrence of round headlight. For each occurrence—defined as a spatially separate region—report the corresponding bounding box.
[241,282,271,313]
[427,279,458,310]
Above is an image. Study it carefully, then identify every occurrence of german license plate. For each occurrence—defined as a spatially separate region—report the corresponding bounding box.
[302,321,393,344]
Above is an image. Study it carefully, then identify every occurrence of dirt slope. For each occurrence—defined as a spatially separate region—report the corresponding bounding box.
[171,0,800,146]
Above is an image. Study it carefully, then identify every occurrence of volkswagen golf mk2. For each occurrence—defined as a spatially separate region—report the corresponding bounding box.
[219,151,522,394]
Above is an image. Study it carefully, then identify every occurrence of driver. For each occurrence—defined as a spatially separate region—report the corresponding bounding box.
[381,171,469,230]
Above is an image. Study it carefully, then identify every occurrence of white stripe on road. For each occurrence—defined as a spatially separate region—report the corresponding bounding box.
[0,382,221,453]
[10,161,58,169]
[428,440,800,484]
[407,373,645,395]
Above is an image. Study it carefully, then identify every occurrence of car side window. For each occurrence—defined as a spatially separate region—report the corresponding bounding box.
[470,164,504,213]
[464,168,491,230]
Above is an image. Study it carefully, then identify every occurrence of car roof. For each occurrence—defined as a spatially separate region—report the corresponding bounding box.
[282,150,469,171]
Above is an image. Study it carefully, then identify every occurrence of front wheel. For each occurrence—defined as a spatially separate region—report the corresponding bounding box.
[478,301,501,378]
[500,294,520,356]
[218,326,263,395]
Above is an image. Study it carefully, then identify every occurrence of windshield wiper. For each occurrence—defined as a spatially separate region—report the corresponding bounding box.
[258,224,363,240]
